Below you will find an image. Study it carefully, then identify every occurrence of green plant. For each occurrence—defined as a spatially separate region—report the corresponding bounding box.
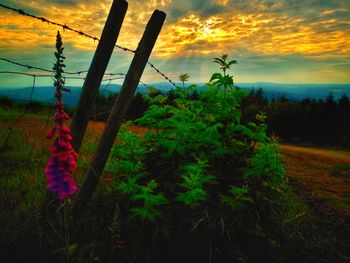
[110,54,286,261]
[178,73,190,89]
[176,160,216,206]
[113,54,285,214]
[210,53,237,104]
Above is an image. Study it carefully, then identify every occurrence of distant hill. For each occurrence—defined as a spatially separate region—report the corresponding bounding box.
[235,83,350,100]
[154,82,350,100]
[0,83,349,106]
[0,84,123,106]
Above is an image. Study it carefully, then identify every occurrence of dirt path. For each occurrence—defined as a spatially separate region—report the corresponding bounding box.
[280,144,350,220]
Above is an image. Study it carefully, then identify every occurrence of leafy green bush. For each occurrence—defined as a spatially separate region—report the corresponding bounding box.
[109,55,286,261]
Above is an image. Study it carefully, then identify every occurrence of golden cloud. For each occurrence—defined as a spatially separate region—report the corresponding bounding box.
[0,0,349,62]
[156,11,350,58]
[0,0,172,51]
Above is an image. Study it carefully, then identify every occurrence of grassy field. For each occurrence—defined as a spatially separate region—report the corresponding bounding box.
[1,109,350,262]
[1,110,349,217]
[1,109,349,211]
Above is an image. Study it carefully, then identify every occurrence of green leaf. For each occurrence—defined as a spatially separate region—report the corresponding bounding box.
[131,207,160,221]
[210,73,223,82]
[176,188,207,206]
[227,60,238,67]
[213,57,225,66]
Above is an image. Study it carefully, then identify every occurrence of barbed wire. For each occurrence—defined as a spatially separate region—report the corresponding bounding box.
[0,71,53,79]
[0,71,148,134]
[0,71,146,87]
[0,58,135,81]
[0,58,55,74]
[0,3,178,88]
[0,112,53,174]
[0,57,90,75]
[0,2,175,169]
[0,57,125,76]
[1,74,37,152]
[146,61,178,88]
[139,80,149,88]
[0,70,123,153]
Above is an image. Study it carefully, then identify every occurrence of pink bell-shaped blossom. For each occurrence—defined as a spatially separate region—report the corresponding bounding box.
[44,86,78,199]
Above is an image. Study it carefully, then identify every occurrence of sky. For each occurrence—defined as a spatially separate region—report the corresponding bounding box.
[0,0,349,88]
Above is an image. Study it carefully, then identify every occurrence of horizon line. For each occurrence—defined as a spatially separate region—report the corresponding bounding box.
[1,82,350,89]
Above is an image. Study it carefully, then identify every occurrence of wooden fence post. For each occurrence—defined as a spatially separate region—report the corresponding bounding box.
[70,0,128,152]
[73,10,166,220]
[41,0,128,226]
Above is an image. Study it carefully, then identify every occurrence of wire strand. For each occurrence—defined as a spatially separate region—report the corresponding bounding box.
[0,3,179,89]
[1,75,37,152]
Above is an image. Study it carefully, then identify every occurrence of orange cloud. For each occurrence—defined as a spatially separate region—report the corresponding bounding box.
[1,1,349,60]
[1,0,349,84]
[156,11,350,58]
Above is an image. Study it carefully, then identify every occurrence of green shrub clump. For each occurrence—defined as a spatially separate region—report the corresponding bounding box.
[109,54,286,262]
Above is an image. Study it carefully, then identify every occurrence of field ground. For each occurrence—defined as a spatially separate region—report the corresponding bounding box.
[1,113,350,261]
[1,115,350,220]
[280,144,350,219]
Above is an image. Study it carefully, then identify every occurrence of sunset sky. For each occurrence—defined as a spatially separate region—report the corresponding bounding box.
[0,0,349,88]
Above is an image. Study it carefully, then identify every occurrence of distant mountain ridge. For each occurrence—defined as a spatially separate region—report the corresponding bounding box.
[0,82,349,106]
[235,83,350,100]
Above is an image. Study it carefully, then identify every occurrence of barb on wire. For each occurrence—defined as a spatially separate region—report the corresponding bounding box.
[147,61,178,89]
[102,77,125,82]
[1,58,54,73]
[0,3,179,89]
[103,73,125,76]
[0,71,86,82]
[64,76,85,80]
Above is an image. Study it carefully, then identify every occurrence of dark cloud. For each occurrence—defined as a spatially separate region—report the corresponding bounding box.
[0,0,41,15]
[36,0,96,6]
[166,0,227,22]
[222,0,349,19]
[46,0,77,5]
[241,53,350,72]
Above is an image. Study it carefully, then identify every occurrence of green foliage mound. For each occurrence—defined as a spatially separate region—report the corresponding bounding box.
[108,55,286,262]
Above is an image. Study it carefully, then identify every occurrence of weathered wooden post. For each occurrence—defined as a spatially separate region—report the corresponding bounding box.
[73,10,166,220]
[70,0,128,152]
[41,0,128,224]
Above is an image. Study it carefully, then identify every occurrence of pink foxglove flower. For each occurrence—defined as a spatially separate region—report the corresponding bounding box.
[44,31,78,200]
[44,121,78,200]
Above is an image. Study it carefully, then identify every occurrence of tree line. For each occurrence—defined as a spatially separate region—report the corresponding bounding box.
[93,87,350,149]
[241,89,350,149]
[1,87,349,149]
